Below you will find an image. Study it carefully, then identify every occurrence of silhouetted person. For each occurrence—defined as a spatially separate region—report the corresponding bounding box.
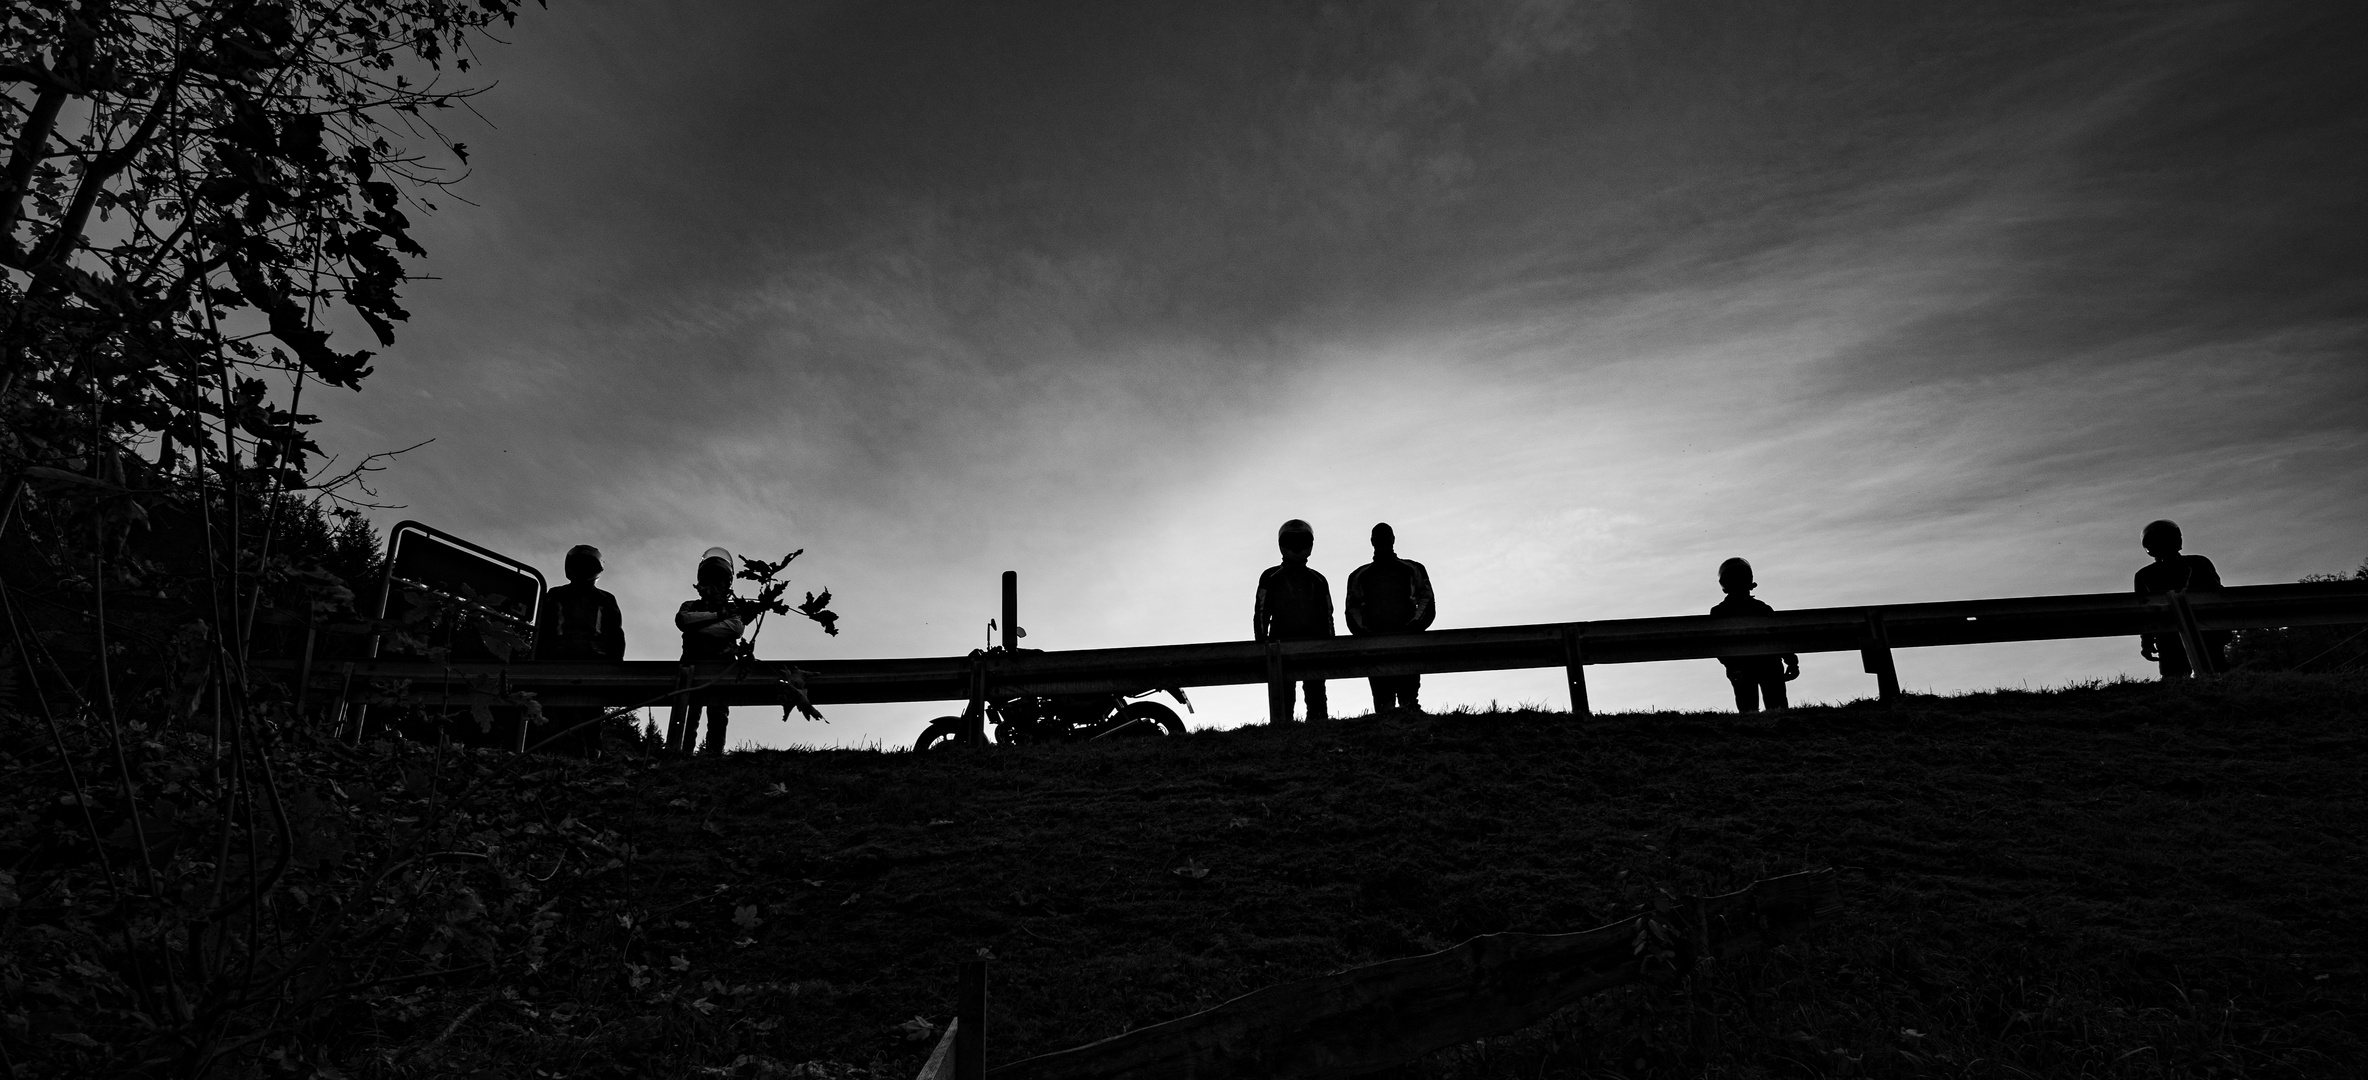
[2134,519,2225,679]
[1712,557,1799,714]
[671,547,746,755]
[1346,522,1436,713]
[1254,519,1333,723]
[535,545,626,757]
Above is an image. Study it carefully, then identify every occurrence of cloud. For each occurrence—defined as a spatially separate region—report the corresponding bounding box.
[300,0,2367,746]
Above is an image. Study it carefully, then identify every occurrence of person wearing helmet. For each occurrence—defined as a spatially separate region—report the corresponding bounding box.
[1712,557,1799,713]
[535,545,626,756]
[2134,520,2225,679]
[671,547,746,754]
[1345,522,1435,712]
[1253,519,1334,722]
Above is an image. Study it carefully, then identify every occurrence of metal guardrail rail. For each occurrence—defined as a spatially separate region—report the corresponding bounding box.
[300,581,2368,721]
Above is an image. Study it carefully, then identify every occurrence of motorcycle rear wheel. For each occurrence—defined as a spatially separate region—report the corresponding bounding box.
[1101,701,1186,738]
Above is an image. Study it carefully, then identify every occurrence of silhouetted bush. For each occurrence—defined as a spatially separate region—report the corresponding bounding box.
[2226,558,2368,673]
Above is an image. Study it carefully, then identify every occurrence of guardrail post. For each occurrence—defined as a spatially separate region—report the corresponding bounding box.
[1265,641,1289,724]
[1559,625,1590,718]
[965,652,990,745]
[2167,592,2220,676]
[956,958,987,1080]
[665,665,693,753]
[1860,610,1900,706]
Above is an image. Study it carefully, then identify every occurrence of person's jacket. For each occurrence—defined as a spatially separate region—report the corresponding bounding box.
[1254,560,1334,641]
[1710,592,1797,678]
[1345,554,1436,636]
[2136,554,2224,654]
[2134,554,2221,596]
[675,593,746,662]
[537,582,625,662]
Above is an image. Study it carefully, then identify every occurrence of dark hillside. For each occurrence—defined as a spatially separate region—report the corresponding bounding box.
[10,674,2364,1078]
[541,673,2368,1079]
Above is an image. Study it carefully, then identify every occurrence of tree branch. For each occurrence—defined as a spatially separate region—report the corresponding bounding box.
[0,81,70,266]
[28,60,189,269]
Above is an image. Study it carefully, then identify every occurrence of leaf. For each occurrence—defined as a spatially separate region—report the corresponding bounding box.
[52,1033,100,1048]
[732,904,762,931]
[479,623,520,661]
[895,1016,936,1042]
[777,665,826,722]
[1173,859,1209,880]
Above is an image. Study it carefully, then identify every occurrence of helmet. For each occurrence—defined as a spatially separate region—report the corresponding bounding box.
[563,544,602,581]
[697,546,735,589]
[2142,520,2181,553]
[1718,557,1754,589]
[1277,519,1314,554]
[1371,522,1395,545]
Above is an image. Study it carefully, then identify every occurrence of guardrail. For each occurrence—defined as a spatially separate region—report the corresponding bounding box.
[294,581,2368,726]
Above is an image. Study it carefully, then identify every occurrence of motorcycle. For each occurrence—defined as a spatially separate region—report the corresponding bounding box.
[913,675,1191,751]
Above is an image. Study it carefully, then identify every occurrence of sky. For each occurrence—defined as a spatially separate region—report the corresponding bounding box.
[306,0,2368,748]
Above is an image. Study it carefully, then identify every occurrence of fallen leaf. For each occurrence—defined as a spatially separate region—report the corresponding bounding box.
[894,1015,935,1042]
[670,955,691,972]
[733,904,762,930]
[1173,859,1210,880]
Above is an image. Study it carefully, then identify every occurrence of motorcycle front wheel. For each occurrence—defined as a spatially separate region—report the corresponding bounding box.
[913,716,968,752]
[1099,701,1186,738]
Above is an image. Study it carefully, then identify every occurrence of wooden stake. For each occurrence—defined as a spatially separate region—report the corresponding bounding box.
[956,959,987,1080]
[1001,571,1018,651]
[916,1019,960,1080]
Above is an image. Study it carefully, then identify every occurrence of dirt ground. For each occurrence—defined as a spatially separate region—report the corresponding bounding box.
[484,671,2366,1079]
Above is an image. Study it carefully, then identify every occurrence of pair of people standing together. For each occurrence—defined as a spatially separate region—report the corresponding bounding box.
[534,544,750,756]
[1252,519,1438,722]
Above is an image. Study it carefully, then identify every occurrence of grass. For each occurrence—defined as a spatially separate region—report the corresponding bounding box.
[28,672,2337,1078]
[443,670,2365,1079]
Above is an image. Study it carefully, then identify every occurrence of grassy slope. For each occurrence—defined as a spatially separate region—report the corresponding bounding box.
[528,674,2366,1079]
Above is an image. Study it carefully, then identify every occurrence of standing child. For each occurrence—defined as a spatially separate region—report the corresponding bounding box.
[535,545,626,756]
[1712,557,1799,713]
[1253,519,1334,723]
[671,547,746,755]
[2133,519,2226,679]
